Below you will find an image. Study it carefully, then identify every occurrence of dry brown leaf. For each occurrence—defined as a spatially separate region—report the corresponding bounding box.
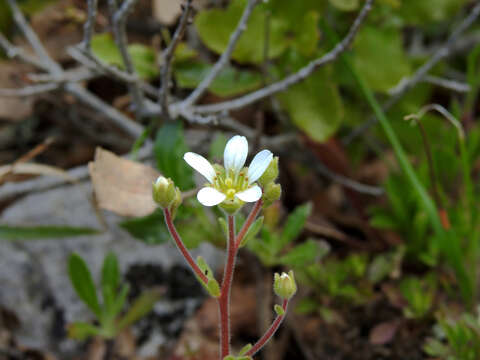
[0,63,34,121]
[152,0,182,25]
[89,147,159,217]
[369,320,401,345]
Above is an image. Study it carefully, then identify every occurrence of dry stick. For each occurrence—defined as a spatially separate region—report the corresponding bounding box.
[111,0,144,116]
[187,0,374,115]
[219,215,238,358]
[159,0,193,120]
[163,208,209,284]
[179,0,261,109]
[3,1,144,138]
[245,299,289,357]
[344,1,480,144]
[0,83,59,97]
[82,0,99,51]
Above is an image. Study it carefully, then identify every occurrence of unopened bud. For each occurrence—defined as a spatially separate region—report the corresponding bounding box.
[263,182,281,207]
[274,270,297,300]
[152,176,177,209]
[258,156,279,187]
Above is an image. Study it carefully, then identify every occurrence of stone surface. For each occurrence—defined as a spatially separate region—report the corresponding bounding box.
[0,182,222,355]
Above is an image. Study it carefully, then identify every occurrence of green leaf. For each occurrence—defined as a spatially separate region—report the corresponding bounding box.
[194,0,289,64]
[0,225,98,240]
[110,283,130,318]
[154,122,194,189]
[174,61,262,97]
[398,0,468,25]
[68,253,102,318]
[101,252,120,312]
[274,304,285,316]
[91,34,157,79]
[277,203,312,252]
[120,209,169,245]
[276,66,343,143]
[329,0,359,11]
[238,343,253,356]
[117,289,162,330]
[278,238,320,266]
[67,322,100,341]
[352,26,411,93]
[239,216,264,248]
[173,42,198,63]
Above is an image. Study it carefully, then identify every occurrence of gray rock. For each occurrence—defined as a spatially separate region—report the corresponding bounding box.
[0,182,222,353]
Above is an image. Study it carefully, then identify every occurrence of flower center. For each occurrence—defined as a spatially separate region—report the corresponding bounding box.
[212,166,249,199]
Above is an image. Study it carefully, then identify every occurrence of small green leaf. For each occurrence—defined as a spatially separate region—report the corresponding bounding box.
[117,289,162,330]
[91,33,157,79]
[329,0,359,11]
[110,283,130,318]
[154,122,194,189]
[239,216,264,248]
[277,203,312,252]
[0,225,98,240]
[68,253,102,318]
[278,238,320,266]
[277,65,344,143]
[174,61,262,97]
[120,209,170,245]
[67,322,100,341]
[274,304,285,316]
[238,343,252,356]
[101,252,120,312]
[353,26,411,93]
[206,279,221,298]
[197,256,215,279]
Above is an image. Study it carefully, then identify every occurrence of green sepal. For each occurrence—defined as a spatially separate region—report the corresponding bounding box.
[206,278,221,298]
[274,304,285,316]
[238,343,252,356]
[239,216,263,248]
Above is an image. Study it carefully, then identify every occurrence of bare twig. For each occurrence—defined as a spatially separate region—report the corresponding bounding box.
[6,0,62,75]
[184,0,373,115]
[344,1,480,144]
[111,0,144,116]
[422,75,470,93]
[180,0,261,108]
[159,0,193,119]
[0,83,59,97]
[0,33,45,69]
[82,0,99,51]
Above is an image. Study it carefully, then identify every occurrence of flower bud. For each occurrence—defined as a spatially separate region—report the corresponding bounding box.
[258,157,279,187]
[262,182,281,207]
[152,176,177,209]
[273,271,297,300]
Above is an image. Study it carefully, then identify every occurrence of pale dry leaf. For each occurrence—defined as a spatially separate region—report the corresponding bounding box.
[152,0,182,25]
[369,320,401,345]
[88,147,159,217]
[0,63,34,121]
[0,163,76,182]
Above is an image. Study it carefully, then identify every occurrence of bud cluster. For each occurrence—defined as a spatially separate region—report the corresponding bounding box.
[258,156,281,207]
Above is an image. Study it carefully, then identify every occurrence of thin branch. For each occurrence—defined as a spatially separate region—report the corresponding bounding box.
[0,33,46,69]
[111,0,144,116]
[6,0,62,74]
[422,75,470,93]
[180,0,261,108]
[0,83,59,97]
[344,1,480,144]
[82,0,99,51]
[159,0,193,120]
[184,0,374,114]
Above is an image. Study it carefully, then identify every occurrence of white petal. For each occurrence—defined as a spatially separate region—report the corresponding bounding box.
[235,185,262,202]
[184,152,216,183]
[224,135,248,174]
[247,150,273,184]
[197,187,226,206]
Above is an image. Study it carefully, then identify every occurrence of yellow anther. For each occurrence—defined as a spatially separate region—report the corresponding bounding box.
[225,177,233,188]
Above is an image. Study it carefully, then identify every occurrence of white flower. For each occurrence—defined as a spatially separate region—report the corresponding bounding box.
[183,135,273,207]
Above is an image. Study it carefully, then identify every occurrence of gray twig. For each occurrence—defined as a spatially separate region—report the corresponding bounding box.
[185,0,373,114]
[0,83,59,97]
[344,1,480,144]
[159,0,193,120]
[422,75,470,93]
[179,0,260,108]
[83,0,99,51]
[111,0,144,116]
[0,33,46,69]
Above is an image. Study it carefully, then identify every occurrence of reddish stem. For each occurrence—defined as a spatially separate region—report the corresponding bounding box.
[218,215,237,359]
[235,199,263,249]
[246,299,289,357]
[163,208,208,284]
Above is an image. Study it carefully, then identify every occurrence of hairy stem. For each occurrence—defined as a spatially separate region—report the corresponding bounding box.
[235,199,263,248]
[163,208,208,284]
[246,299,289,357]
